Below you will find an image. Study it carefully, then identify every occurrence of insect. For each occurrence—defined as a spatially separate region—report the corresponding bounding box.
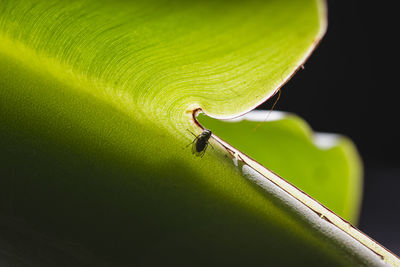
[187,129,213,157]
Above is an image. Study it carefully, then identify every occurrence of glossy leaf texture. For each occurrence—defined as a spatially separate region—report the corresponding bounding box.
[1,0,398,266]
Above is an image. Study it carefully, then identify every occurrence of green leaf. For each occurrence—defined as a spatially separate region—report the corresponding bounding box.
[1,0,399,266]
[198,111,363,224]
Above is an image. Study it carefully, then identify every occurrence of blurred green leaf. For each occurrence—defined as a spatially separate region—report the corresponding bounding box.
[1,0,397,266]
[199,111,363,224]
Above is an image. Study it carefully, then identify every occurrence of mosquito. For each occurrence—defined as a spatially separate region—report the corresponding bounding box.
[187,129,213,157]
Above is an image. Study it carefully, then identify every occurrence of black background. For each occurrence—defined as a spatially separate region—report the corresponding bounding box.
[257,1,399,254]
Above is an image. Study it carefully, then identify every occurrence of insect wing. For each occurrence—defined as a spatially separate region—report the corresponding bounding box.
[191,140,202,156]
[200,143,208,158]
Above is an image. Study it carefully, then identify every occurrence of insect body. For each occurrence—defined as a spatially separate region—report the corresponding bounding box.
[187,129,213,157]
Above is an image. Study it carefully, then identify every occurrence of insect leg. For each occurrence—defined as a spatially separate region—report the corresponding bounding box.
[209,142,214,150]
[186,137,197,148]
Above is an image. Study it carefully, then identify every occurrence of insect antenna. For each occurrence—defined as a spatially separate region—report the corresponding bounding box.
[187,129,198,138]
[254,88,281,131]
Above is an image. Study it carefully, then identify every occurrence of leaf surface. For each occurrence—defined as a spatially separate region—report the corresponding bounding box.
[198,111,363,224]
[1,0,398,266]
